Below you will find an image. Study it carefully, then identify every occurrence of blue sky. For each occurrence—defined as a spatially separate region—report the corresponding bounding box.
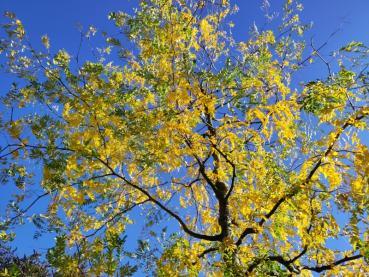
[1,0,369,57]
[1,0,369,272]
[1,0,368,91]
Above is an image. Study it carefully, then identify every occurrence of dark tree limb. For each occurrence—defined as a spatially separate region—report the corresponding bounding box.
[236,111,368,247]
[95,157,223,242]
[84,199,150,238]
[302,254,363,273]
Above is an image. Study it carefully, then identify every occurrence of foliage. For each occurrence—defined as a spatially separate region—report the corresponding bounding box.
[1,0,369,275]
[0,243,49,277]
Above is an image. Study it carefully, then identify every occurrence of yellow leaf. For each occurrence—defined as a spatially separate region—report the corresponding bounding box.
[41,34,50,49]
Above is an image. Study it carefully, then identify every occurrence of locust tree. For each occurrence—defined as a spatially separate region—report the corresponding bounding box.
[1,0,369,275]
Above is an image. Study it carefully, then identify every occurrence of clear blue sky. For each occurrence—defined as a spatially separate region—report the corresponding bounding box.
[1,0,369,57]
[1,0,369,271]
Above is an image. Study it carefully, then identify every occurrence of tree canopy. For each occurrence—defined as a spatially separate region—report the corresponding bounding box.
[0,243,49,277]
[1,0,369,275]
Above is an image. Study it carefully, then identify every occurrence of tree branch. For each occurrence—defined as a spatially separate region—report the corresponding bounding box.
[236,110,368,246]
[84,199,149,238]
[302,254,363,273]
[95,157,223,241]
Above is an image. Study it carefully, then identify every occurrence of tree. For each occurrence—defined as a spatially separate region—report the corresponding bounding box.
[0,242,50,277]
[1,0,369,275]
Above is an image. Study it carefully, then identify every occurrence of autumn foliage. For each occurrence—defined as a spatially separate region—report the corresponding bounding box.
[1,0,369,275]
